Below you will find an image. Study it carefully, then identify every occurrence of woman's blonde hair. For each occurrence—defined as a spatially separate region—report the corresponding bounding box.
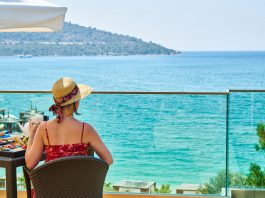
[61,101,81,115]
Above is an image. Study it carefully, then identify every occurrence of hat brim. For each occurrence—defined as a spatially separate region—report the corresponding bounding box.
[60,84,93,106]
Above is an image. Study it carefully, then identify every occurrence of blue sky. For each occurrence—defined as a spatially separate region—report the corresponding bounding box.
[51,0,265,51]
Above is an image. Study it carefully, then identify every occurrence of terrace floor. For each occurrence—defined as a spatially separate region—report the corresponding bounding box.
[0,191,228,198]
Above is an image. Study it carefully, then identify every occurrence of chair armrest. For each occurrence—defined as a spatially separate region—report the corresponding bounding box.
[23,166,32,198]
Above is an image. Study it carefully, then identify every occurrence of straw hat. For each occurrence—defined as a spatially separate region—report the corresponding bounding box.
[52,77,93,106]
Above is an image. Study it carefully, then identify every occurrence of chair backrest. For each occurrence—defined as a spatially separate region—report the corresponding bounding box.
[24,156,109,198]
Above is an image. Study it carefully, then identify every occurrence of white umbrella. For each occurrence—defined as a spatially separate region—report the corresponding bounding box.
[0,0,67,32]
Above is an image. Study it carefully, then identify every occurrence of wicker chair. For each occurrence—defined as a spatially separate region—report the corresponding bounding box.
[23,156,109,198]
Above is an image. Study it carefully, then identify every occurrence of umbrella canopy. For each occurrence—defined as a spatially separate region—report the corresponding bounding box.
[0,116,19,124]
[0,0,67,32]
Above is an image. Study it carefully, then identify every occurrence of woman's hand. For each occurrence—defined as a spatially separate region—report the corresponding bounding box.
[28,119,40,139]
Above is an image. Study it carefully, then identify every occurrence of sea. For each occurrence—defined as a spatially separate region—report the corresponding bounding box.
[0,51,265,189]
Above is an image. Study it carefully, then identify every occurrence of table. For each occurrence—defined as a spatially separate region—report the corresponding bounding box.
[0,151,45,198]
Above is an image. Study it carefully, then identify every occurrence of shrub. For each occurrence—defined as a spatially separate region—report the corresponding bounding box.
[198,170,246,194]
[155,184,171,193]
[255,123,265,151]
[246,163,265,188]
[103,182,116,192]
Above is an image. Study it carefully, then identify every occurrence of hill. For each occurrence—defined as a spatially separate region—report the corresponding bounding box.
[0,22,177,56]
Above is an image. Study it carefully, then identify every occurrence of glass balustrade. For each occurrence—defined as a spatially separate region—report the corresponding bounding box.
[0,91,234,196]
[228,91,265,196]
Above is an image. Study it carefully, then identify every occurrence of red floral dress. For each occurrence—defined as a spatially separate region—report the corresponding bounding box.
[32,122,89,198]
[45,143,89,162]
[44,122,89,162]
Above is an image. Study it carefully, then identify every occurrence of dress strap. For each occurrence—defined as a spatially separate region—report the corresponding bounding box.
[81,122,84,143]
[45,121,50,146]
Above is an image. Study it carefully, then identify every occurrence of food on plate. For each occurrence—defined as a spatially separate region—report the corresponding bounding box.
[0,146,10,151]
[22,136,29,145]
[0,139,7,145]
[0,135,25,146]
[11,136,26,146]
[5,144,16,149]
[0,135,30,152]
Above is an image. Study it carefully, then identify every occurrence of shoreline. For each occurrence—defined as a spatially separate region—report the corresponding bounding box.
[1,50,265,58]
[0,53,180,58]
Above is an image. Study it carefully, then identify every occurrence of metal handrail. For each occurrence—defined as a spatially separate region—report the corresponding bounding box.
[93,91,229,95]
[0,90,51,93]
[0,90,229,95]
[229,89,265,92]
[1,90,265,94]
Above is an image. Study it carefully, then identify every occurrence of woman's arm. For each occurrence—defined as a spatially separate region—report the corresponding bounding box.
[25,121,45,169]
[87,124,113,165]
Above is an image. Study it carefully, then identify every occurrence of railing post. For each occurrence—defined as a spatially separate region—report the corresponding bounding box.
[225,92,230,196]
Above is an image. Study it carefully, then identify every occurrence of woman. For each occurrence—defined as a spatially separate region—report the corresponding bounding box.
[25,77,113,169]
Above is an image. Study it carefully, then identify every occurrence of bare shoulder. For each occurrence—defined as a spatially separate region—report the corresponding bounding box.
[35,121,46,136]
[38,121,47,130]
[83,122,96,134]
[38,120,52,131]
[45,119,57,126]
[82,122,99,143]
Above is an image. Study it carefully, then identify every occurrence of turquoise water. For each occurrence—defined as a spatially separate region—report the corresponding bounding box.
[0,52,265,189]
[1,52,265,91]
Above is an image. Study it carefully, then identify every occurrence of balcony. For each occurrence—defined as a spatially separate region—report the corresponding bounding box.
[0,90,265,197]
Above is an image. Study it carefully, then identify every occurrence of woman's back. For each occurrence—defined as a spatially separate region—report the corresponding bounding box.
[43,117,88,146]
[44,117,89,162]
